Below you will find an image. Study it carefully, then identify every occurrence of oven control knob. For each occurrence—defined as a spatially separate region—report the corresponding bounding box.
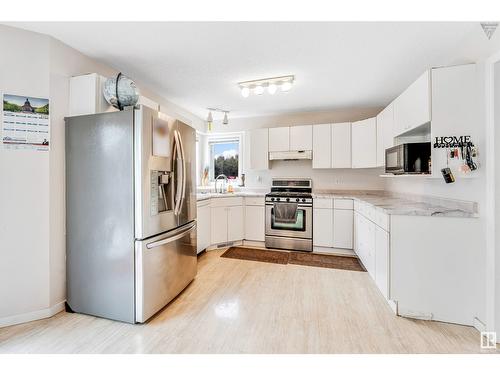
[286,198,290,202]
[270,197,275,201]
[302,198,306,202]
[276,198,280,201]
[296,198,300,202]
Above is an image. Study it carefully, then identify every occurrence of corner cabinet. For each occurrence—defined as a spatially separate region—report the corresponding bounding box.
[351,117,377,168]
[393,70,431,136]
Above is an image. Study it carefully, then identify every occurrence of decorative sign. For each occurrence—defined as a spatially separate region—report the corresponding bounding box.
[433,135,472,148]
[2,94,50,151]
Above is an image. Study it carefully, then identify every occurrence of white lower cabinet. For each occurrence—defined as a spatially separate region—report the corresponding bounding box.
[245,205,265,241]
[210,206,228,245]
[313,208,334,247]
[197,201,211,253]
[354,205,391,302]
[227,206,244,242]
[375,225,390,299]
[333,209,353,249]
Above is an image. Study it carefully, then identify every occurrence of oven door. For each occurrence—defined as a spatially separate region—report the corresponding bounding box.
[385,145,404,174]
[265,204,312,239]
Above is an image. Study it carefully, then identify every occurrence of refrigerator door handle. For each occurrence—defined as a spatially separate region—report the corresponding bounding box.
[177,130,187,208]
[173,130,183,215]
[146,222,196,249]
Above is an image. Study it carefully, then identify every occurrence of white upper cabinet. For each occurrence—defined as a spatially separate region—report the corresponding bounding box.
[376,102,394,167]
[290,125,313,151]
[247,128,269,170]
[351,117,377,168]
[332,122,352,168]
[312,124,331,169]
[393,70,431,136]
[268,127,290,152]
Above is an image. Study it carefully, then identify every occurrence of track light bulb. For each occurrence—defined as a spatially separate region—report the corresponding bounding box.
[254,85,264,95]
[267,83,277,95]
[241,87,250,98]
[223,112,229,125]
[281,80,293,92]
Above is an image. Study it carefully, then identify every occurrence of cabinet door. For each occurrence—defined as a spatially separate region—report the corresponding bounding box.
[268,127,290,152]
[365,221,376,278]
[351,118,377,168]
[333,209,353,249]
[210,206,227,244]
[227,206,244,242]
[312,124,331,169]
[376,103,394,167]
[375,226,390,299]
[393,70,431,136]
[290,125,313,151]
[313,208,334,247]
[332,122,352,168]
[197,205,211,253]
[244,205,265,241]
[248,128,269,170]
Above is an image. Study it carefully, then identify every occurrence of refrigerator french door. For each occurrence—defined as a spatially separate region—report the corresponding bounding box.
[65,105,197,324]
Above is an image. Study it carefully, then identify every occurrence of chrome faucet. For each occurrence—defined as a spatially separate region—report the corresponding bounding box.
[214,174,228,194]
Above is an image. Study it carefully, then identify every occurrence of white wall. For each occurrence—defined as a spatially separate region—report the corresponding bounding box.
[204,108,385,190]
[0,26,51,325]
[0,25,205,326]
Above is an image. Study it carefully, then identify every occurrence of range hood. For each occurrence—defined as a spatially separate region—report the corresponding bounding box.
[269,150,312,161]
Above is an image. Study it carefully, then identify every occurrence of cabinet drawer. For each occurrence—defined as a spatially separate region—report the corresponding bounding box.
[314,198,333,209]
[244,197,265,206]
[334,198,353,210]
[210,197,244,207]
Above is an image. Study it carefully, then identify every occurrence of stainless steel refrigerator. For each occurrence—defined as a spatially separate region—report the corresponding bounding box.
[65,105,197,323]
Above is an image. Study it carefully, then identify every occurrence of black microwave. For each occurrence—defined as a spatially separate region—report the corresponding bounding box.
[385,142,431,174]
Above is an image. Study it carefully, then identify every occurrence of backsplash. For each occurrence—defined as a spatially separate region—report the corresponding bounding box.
[243,160,385,190]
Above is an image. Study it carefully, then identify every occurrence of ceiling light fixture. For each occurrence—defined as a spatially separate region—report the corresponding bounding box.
[206,110,213,131]
[238,75,295,97]
[206,108,230,131]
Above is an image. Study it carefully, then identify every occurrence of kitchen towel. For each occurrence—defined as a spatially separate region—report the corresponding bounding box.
[273,202,298,223]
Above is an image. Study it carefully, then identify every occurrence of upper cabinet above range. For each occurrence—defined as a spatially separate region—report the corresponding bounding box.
[268,127,290,152]
[269,125,312,152]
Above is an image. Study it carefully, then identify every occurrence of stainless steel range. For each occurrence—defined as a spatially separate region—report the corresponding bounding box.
[265,178,313,252]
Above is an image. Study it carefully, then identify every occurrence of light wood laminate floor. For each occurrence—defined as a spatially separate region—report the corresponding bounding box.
[0,250,496,354]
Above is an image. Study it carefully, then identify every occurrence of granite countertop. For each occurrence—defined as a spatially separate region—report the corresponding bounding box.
[312,190,478,218]
[196,189,477,218]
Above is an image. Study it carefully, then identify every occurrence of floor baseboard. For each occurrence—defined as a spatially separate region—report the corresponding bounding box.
[0,300,65,328]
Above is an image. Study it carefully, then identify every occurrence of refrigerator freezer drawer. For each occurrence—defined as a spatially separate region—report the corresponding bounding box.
[135,221,197,323]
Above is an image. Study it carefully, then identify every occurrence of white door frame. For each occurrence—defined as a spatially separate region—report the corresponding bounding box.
[485,49,500,341]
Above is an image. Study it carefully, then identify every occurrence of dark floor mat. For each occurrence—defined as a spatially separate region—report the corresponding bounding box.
[288,251,366,272]
[221,246,289,264]
[221,246,366,272]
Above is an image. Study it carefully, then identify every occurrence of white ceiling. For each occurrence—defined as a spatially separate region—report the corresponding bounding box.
[6,22,491,119]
